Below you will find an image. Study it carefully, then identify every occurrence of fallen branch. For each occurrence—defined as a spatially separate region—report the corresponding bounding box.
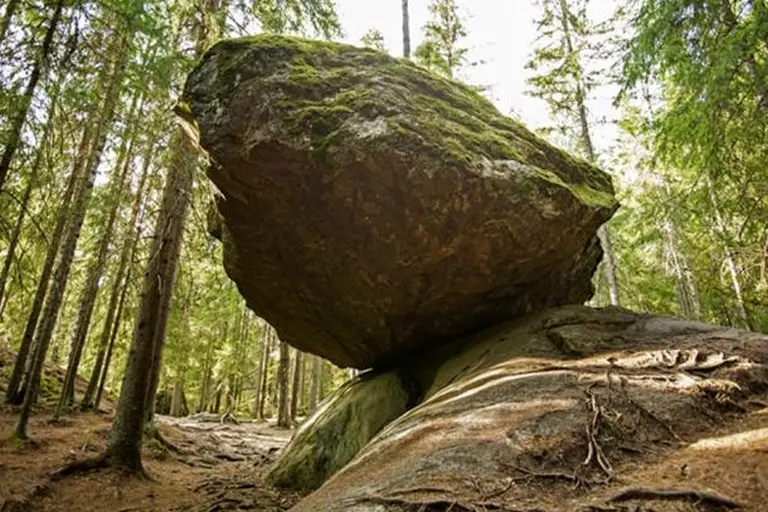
[608,487,742,509]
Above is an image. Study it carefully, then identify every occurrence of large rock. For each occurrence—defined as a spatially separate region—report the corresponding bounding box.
[182,35,618,368]
[266,370,414,491]
[289,307,768,511]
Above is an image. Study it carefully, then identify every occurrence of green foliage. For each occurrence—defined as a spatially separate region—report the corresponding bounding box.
[414,0,469,78]
[618,0,768,331]
[526,0,601,154]
[360,29,386,52]
[249,0,341,38]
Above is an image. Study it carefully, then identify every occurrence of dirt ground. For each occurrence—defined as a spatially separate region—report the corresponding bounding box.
[0,346,302,512]
[1,345,767,511]
[0,407,301,511]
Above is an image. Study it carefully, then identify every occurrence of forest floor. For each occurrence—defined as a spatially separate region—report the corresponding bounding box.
[2,346,768,511]
[0,348,302,511]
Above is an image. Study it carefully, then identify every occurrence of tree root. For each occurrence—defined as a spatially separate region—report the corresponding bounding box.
[358,495,506,511]
[50,453,154,481]
[608,487,742,509]
[220,411,239,425]
[143,423,180,453]
[584,386,613,478]
[50,454,110,480]
[502,462,579,485]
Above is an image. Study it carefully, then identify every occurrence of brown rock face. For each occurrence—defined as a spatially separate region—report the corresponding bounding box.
[182,35,618,368]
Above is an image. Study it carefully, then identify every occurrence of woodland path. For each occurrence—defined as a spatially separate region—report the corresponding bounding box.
[0,409,301,511]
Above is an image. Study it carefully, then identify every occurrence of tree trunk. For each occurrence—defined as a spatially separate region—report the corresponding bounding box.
[0,0,20,45]
[705,175,752,330]
[290,350,302,421]
[0,79,61,315]
[213,387,222,414]
[401,0,411,58]
[258,327,274,420]
[309,355,321,412]
[596,226,620,306]
[4,132,81,405]
[14,29,128,438]
[556,0,619,306]
[105,123,196,469]
[198,334,215,413]
[56,98,140,416]
[276,340,291,428]
[252,323,266,418]
[94,259,131,411]
[170,378,185,417]
[0,0,64,193]
[660,183,701,320]
[82,145,153,409]
[298,352,307,413]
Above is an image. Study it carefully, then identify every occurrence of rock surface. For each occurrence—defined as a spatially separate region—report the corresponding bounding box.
[182,35,618,369]
[288,306,768,511]
[266,370,412,491]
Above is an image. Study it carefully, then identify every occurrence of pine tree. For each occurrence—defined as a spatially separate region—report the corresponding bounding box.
[0,0,65,193]
[14,16,132,439]
[526,0,620,306]
[414,0,469,78]
[361,29,386,51]
[621,0,767,331]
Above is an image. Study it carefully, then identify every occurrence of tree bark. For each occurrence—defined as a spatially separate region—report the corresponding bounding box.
[94,259,131,411]
[4,132,81,405]
[290,350,302,421]
[309,355,321,412]
[401,0,411,58]
[170,378,185,417]
[0,0,64,193]
[105,125,196,469]
[14,37,127,438]
[198,333,216,413]
[56,98,141,416]
[705,175,752,330]
[257,326,273,420]
[82,144,153,409]
[556,0,619,306]
[0,0,20,46]
[276,340,291,427]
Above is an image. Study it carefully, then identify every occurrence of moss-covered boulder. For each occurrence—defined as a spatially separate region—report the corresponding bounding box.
[182,35,618,369]
[266,370,413,491]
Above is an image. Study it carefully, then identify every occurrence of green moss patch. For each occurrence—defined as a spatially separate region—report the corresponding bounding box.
[186,34,616,209]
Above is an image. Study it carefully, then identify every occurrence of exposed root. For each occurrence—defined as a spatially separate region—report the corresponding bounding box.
[502,462,579,485]
[389,486,458,497]
[219,411,239,425]
[583,386,613,478]
[357,495,512,511]
[619,380,683,441]
[608,487,742,509]
[50,453,154,482]
[482,479,516,501]
[50,454,110,480]
[143,423,180,453]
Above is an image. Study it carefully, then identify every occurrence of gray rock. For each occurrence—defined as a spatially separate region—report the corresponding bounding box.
[290,306,768,511]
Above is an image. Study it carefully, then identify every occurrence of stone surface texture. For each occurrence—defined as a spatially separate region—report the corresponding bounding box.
[183,35,618,369]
